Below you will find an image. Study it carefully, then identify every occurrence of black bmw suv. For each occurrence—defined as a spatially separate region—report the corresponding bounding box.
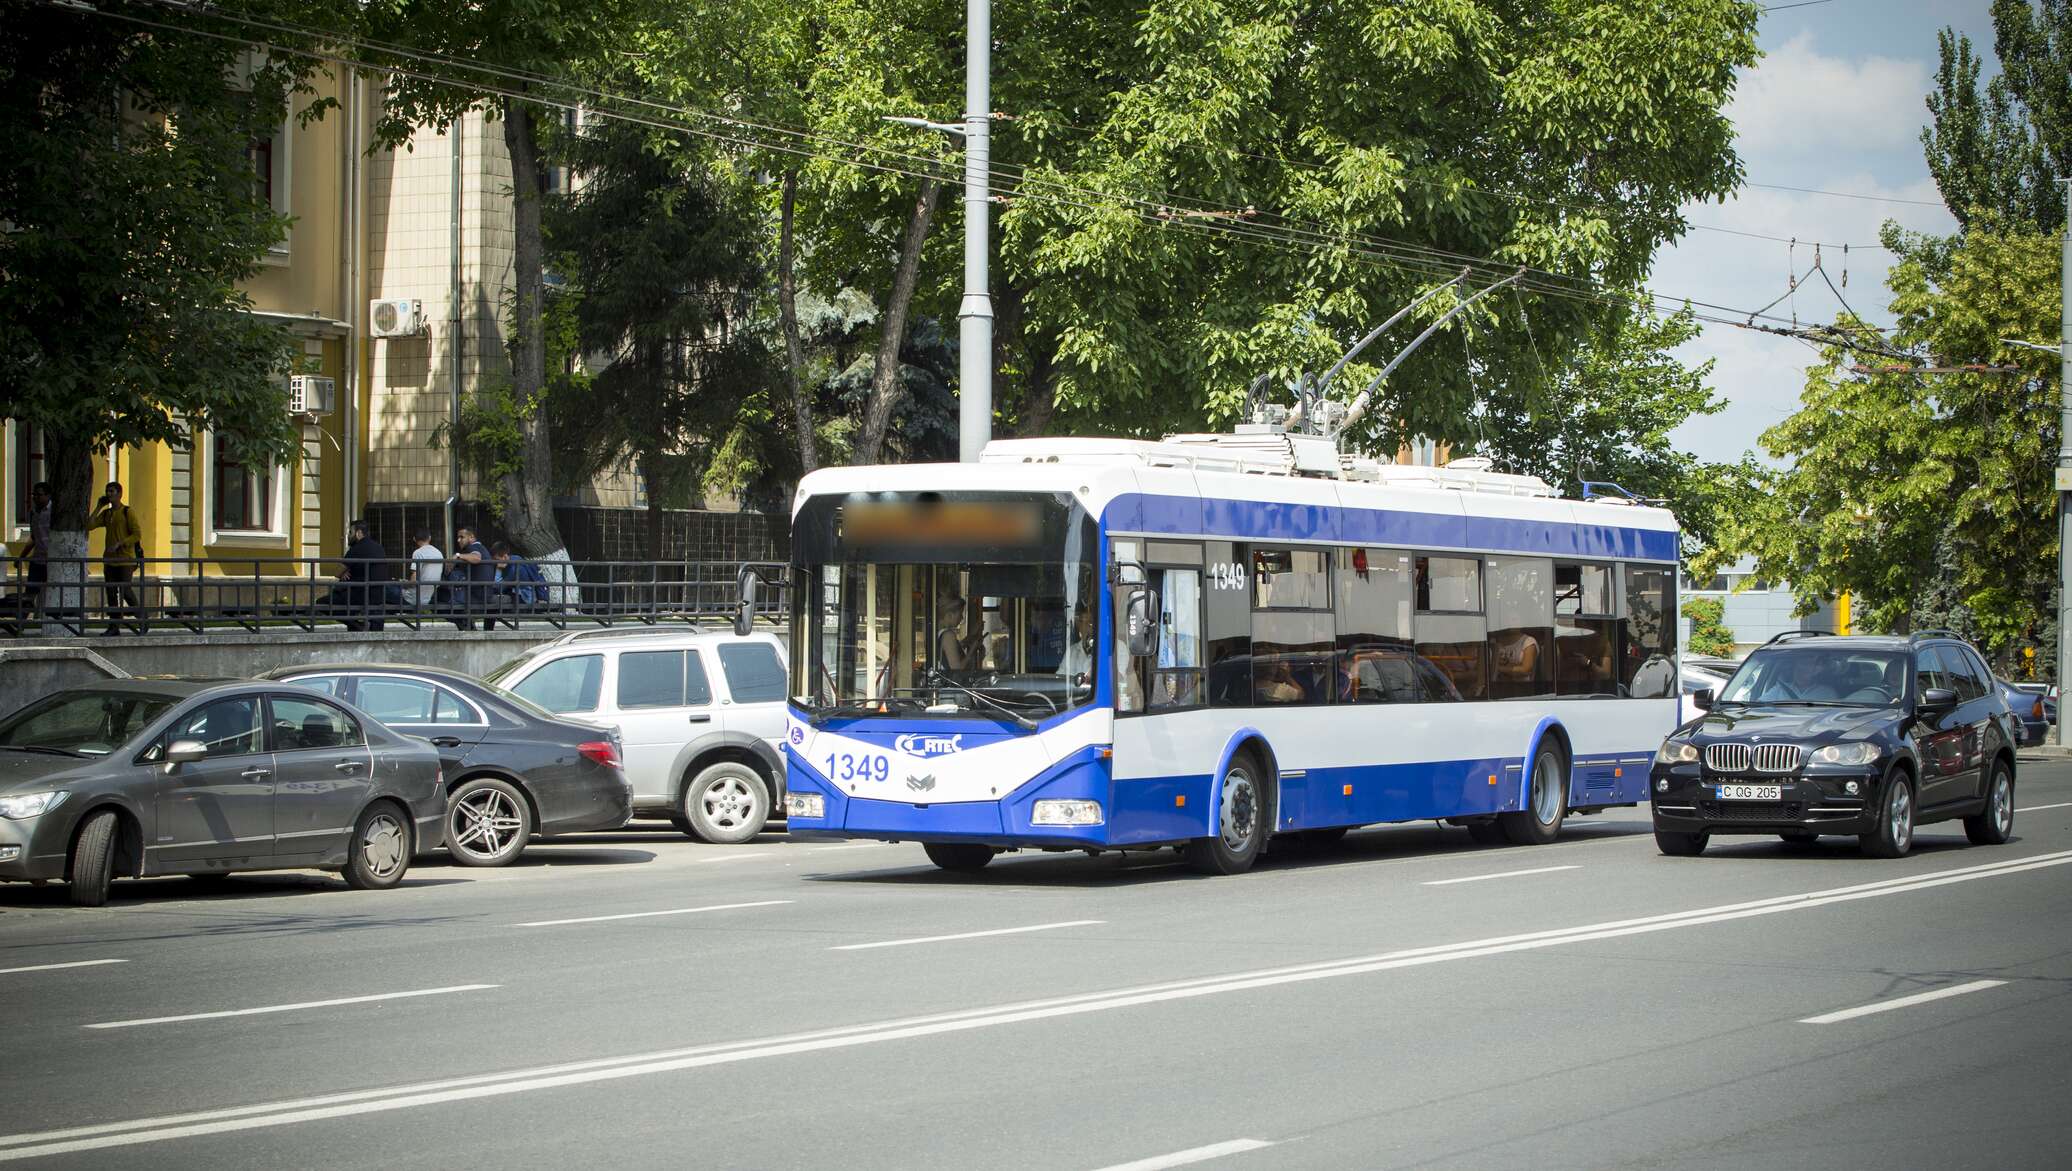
[1650,632,2018,858]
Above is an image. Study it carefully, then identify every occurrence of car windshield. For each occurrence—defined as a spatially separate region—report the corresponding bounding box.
[0,690,179,756]
[1716,647,1909,707]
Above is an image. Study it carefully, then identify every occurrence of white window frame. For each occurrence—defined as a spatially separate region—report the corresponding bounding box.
[3,420,46,545]
[199,430,290,548]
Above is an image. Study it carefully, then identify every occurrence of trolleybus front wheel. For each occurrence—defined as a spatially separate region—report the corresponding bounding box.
[923,843,998,872]
[1184,755,1269,875]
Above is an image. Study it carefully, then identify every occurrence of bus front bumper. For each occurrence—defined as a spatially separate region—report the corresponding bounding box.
[781,746,1128,850]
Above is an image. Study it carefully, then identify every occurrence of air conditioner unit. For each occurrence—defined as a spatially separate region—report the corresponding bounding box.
[288,374,336,415]
[369,297,425,337]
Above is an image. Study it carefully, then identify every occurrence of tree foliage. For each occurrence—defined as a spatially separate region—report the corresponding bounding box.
[1681,597,1736,658]
[1924,0,2071,232]
[1699,221,2064,649]
[0,1,328,531]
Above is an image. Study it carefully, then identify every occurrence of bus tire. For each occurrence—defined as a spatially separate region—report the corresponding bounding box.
[1499,742,1568,846]
[923,843,996,872]
[1184,754,1269,875]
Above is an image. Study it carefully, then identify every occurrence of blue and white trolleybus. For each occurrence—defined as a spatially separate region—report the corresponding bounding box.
[779,430,1680,874]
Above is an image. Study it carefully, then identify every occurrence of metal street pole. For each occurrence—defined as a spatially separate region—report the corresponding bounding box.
[2059,178,2071,744]
[957,0,993,463]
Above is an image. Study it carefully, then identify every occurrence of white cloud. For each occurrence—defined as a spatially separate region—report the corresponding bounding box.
[1728,32,1931,159]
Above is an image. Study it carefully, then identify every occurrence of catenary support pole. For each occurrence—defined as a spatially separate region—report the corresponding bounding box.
[957,0,993,463]
[2058,177,2070,745]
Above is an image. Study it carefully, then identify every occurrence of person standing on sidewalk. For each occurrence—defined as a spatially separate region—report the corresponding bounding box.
[87,480,145,635]
[8,481,51,611]
[449,525,493,630]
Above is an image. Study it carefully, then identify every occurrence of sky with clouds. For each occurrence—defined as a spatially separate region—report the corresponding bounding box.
[1655,0,2001,464]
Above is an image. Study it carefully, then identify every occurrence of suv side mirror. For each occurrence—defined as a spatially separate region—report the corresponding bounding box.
[163,739,206,771]
[1920,687,1958,712]
[1124,587,1158,659]
[1693,688,1713,711]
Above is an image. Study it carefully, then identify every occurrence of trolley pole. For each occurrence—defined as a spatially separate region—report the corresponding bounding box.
[957,0,994,463]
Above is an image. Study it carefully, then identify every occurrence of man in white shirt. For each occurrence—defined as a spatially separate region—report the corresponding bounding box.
[409,529,445,607]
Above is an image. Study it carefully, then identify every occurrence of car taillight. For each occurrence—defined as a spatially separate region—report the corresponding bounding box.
[2034,699,2046,719]
[578,741,620,768]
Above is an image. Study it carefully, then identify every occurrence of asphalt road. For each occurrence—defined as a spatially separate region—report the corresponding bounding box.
[4,759,2071,1169]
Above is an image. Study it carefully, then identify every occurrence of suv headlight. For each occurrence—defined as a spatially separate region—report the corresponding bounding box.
[1811,742,1879,766]
[1655,739,1699,764]
[0,791,67,820]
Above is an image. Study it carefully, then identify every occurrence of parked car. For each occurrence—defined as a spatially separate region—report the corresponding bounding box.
[0,679,444,905]
[1994,675,2053,748]
[260,664,633,866]
[483,628,788,843]
[1651,632,2018,859]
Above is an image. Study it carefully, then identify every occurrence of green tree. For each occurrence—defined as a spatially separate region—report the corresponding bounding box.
[544,118,772,557]
[1681,597,1736,658]
[1924,0,2070,232]
[0,1,328,609]
[1473,305,1732,551]
[1700,221,2064,649]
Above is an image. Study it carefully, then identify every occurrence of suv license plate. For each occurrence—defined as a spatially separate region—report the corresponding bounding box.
[1716,784,1782,800]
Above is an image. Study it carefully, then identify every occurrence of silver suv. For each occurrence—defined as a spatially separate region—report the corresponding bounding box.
[484,628,787,843]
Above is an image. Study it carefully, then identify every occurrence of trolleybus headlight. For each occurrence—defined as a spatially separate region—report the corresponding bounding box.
[1811,742,1879,766]
[1655,739,1699,765]
[785,793,825,819]
[1032,799,1104,827]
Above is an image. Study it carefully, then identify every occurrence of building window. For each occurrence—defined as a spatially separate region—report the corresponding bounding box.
[249,134,275,206]
[212,453,273,532]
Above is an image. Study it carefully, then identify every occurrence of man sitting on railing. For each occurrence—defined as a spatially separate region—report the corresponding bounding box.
[315,520,393,632]
[485,542,546,630]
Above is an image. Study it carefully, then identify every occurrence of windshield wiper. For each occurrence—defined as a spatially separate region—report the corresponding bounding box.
[910,679,1041,731]
[0,745,86,757]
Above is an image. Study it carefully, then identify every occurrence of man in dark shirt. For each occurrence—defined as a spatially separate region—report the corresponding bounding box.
[450,525,494,629]
[334,519,391,632]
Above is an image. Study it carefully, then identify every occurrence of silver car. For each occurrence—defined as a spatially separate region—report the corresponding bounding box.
[0,679,446,905]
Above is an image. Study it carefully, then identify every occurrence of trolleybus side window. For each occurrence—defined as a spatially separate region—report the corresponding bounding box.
[1415,555,1486,700]
[1249,546,1332,705]
[1553,561,1618,696]
[1487,556,1555,700]
[1146,545,1205,711]
[1621,564,1677,698]
[1333,547,1422,703]
[1204,540,1251,707]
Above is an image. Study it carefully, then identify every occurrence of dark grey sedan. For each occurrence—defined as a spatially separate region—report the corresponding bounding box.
[261,664,632,866]
[0,679,445,906]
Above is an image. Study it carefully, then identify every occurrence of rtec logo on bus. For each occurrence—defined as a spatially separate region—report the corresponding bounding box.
[894,733,966,758]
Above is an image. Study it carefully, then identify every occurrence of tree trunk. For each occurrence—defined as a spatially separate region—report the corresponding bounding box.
[40,427,96,634]
[778,170,817,474]
[500,97,577,606]
[853,178,941,465]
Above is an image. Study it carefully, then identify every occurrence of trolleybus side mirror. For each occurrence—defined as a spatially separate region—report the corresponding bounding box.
[1125,587,1158,659]
[734,567,759,637]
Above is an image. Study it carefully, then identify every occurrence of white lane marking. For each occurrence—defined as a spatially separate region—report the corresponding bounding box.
[1421,865,1579,887]
[516,900,792,928]
[9,849,2072,1160]
[831,920,1106,951]
[0,959,128,977]
[84,985,499,1031]
[1799,979,2008,1025]
[1092,1138,1276,1171]
[693,852,771,864]
[2016,801,2072,813]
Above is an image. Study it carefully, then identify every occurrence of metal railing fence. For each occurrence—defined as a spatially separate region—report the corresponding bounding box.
[0,556,787,636]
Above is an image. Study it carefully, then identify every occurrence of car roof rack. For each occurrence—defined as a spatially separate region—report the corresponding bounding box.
[1909,628,1963,641]
[544,624,720,646]
[1763,630,1836,645]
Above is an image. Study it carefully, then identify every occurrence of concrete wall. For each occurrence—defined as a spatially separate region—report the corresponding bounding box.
[1,630,558,696]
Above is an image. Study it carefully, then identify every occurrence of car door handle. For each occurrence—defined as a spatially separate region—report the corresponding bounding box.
[334,760,365,773]
[687,714,711,724]
[428,736,463,748]
[241,767,271,779]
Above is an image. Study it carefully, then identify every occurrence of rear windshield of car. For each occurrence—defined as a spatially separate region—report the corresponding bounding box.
[0,691,180,756]
[1718,648,1908,707]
